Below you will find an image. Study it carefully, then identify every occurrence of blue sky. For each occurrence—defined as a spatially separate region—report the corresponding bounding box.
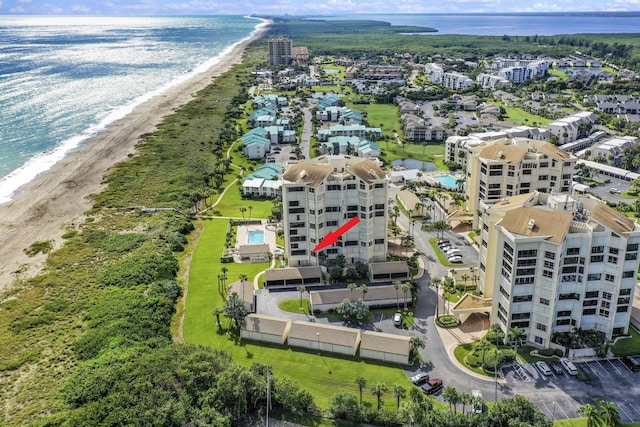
[1,0,639,15]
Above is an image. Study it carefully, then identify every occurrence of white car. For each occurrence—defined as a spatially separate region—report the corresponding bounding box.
[536,361,552,375]
[448,255,463,263]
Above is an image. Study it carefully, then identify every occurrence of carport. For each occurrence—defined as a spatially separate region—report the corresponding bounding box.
[241,314,292,344]
[264,266,323,288]
[359,331,411,364]
[228,279,255,312]
[368,261,410,281]
[287,321,361,356]
[451,293,493,321]
[309,284,410,312]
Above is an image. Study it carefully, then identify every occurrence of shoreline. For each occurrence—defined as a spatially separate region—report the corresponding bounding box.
[0,20,270,292]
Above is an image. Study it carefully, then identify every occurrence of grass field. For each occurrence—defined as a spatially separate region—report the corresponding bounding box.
[612,326,640,357]
[183,218,412,410]
[492,102,554,127]
[382,141,447,168]
[344,102,403,139]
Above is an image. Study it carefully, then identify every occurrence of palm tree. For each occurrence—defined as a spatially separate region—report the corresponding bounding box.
[393,280,402,310]
[401,282,411,311]
[430,277,442,318]
[477,338,491,366]
[240,207,247,224]
[248,205,253,222]
[509,326,526,358]
[347,282,357,302]
[360,284,368,301]
[596,399,620,427]
[212,307,223,327]
[409,336,426,364]
[355,376,367,407]
[442,386,459,413]
[391,384,406,410]
[461,273,470,287]
[296,285,306,309]
[370,382,387,411]
[239,274,247,287]
[392,205,400,224]
[578,403,601,427]
[224,292,249,328]
[459,392,472,414]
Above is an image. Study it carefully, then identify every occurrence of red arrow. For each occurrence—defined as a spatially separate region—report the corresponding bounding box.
[312,216,360,253]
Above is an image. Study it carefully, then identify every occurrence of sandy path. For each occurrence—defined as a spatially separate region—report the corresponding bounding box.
[0,22,269,292]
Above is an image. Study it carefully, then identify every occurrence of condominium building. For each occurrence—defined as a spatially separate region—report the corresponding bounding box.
[268,37,293,66]
[477,192,640,345]
[545,111,595,145]
[281,155,388,267]
[466,138,577,218]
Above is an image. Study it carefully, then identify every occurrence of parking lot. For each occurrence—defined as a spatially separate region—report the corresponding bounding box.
[502,358,640,422]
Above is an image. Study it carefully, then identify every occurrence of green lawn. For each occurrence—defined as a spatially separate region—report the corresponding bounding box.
[210,186,274,218]
[548,69,568,81]
[612,326,640,357]
[492,102,554,127]
[344,102,402,139]
[382,142,447,168]
[183,219,412,410]
[279,298,311,315]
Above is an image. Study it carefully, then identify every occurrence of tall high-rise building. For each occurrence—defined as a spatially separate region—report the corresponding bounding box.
[477,191,640,345]
[281,155,388,267]
[268,37,292,66]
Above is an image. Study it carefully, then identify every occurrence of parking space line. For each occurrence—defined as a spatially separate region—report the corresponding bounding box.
[595,360,608,374]
[606,359,621,375]
[556,402,569,419]
[619,358,634,373]
[588,361,602,376]
[628,402,640,416]
[616,402,633,423]
[582,362,599,377]
[541,402,553,419]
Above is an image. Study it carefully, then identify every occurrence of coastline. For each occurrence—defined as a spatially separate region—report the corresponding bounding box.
[0,19,270,292]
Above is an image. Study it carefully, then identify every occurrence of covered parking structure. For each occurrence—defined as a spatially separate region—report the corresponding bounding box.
[368,261,410,282]
[359,331,411,365]
[241,314,291,344]
[264,266,323,288]
[309,284,410,312]
[451,293,493,321]
[287,321,361,356]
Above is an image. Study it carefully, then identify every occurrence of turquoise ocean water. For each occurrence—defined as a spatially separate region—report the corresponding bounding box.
[0,15,261,203]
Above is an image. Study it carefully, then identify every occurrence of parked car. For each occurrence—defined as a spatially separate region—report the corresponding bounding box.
[550,361,564,375]
[536,361,552,375]
[437,239,450,246]
[410,372,429,385]
[611,188,621,194]
[421,378,443,395]
[448,256,463,263]
[289,156,297,160]
[445,249,461,256]
[560,357,578,376]
[622,356,640,372]
[393,312,402,327]
[471,390,484,413]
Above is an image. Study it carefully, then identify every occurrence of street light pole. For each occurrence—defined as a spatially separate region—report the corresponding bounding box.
[316,332,320,355]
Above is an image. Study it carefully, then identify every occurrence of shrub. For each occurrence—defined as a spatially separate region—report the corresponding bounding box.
[24,240,53,256]
[554,348,564,357]
[465,353,482,367]
[101,233,147,253]
[539,348,555,357]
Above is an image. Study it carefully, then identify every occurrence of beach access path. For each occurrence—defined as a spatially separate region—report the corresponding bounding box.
[0,22,270,292]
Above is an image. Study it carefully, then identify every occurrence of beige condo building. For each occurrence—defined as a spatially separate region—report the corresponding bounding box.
[477,192,640,346]
[281,155,388,267]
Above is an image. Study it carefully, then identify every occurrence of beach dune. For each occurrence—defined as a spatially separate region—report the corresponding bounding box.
[0,24,268,292]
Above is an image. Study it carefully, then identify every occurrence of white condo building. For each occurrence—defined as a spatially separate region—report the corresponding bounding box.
[478,192,640,345]
[281,155,389,267]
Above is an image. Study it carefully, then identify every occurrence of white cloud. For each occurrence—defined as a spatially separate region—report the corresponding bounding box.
[71,4,92,13]
[9,6,26,13]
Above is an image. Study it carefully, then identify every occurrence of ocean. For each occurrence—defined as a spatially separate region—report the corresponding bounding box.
[0,15,261,203]
[315,12,640,36]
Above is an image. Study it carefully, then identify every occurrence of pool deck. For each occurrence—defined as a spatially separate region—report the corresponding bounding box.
[235,221,277,253]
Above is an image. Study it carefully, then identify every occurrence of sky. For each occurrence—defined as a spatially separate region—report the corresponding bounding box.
[1,0,640,15]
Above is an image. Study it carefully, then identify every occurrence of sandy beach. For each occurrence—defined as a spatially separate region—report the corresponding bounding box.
[0,22,269,292]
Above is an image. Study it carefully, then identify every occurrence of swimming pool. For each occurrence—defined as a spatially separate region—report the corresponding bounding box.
[435,175,459,188]
[247,230,265,245]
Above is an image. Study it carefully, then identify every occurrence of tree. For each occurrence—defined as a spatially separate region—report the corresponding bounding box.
[459,392,472,414]
[248,205,253,222]
[240,207,247,224]
[354,376,367,407]
[329,392,360,421]
[401,282,411,311]
[348,282,358,302]
[442,385,459,413]
[212,307,223,327]
[578,403,601,427]
[391,384,406,410]
[509,326,526,358]
[370,382,387,411]
[224,292,248,328]
[596,399,620,427]
[477,338,491,366]
[239,274,247,287]
[360,284,368,301]
[430,277,442,318]
[409,337,426,364]
[296,285,306,309]
[393,280,402,310]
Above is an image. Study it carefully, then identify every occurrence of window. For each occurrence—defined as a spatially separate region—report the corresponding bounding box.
[499,286,510,298]
[375,211,384,217]
[544,260,554,269]
[556,319,571,326]
[288,208,305,214]
[590,255,604,263]
[288,186,304,192]
[511,321,530,328]
[326,220,338,227]
[543,270,553,278]
[587,273,602,281]
[291,249,307,256]
[602,291,612,300]
[511,312,531,320]
[544,251,555,260]
[347,205,358,211]
[325,206,340,212]
[583,308,596,315]
[583,300,597,307]
[617,306,629,313]
[623,270,635,278]
[591,245,604,254]
[516,268,536,276]
[605,274,615,283]
[327,184,341,191]
[515,277,535,285]
[559,293,580,301]
[504,242,514,255]
[566,247,580,255]
[539,297,550,306]
[536,323,547,332]
[346,183,356,189]
[513,295,533,303]
[620,288,632,296]
[517,259,537,267]
[518,249,538,258]
[626,243,639,251]
[374,203,384,210]
[374,183,384,188]
[535,336,544,345]
[599,309,610,318]
[609,247,619,255]
[585,291,599,298]
[626,253,638,260]
[556,310,571,317]
[607,256,618,264]
[344,241,358,246]
[374,238,385,244]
